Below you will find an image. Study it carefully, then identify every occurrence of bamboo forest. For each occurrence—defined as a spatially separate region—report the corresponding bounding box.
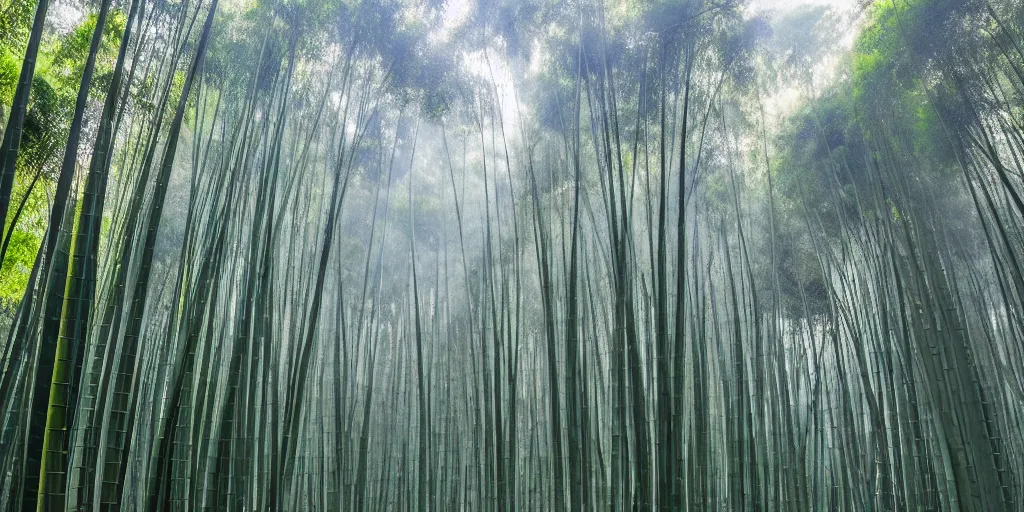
[3,0,1024,510]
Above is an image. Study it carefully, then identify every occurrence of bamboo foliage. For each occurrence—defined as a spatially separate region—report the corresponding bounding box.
[0,0,1023,511]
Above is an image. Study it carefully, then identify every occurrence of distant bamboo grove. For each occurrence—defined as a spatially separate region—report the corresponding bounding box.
[0,0,1022,510]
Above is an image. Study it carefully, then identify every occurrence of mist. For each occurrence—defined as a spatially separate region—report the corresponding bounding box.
[0,0,1022,510]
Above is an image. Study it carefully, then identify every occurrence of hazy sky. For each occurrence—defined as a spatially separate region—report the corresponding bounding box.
[750,0,860,11]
